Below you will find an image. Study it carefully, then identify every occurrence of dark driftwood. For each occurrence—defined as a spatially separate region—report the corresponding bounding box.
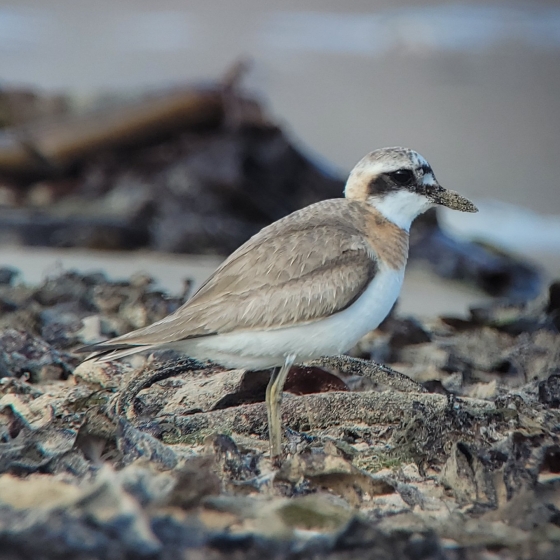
[106,355,424,425]
[307,355,425,393]
[0,81,542,298]
[0,88,224,175]
[160,390,496,440]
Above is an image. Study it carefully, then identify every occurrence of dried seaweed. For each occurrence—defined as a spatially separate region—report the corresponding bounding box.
[0,269,558,559]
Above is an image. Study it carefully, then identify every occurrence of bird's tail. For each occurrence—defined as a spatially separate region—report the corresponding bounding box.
[75,342,158,363]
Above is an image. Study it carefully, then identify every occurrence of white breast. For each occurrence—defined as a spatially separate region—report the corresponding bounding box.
[175,265,405,369]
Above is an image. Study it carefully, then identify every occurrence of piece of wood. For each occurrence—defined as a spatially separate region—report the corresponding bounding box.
[159,390,496,440]
[0,88,224,176]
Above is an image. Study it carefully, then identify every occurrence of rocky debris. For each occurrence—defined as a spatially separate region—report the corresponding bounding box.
[0,268,187,355]
[0,269,558,558]
[0,328,75,382]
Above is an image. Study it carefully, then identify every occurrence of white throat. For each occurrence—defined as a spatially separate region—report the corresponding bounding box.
[371,190,433,231]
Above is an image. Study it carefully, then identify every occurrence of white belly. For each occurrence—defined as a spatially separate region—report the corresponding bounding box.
[174,265,405,369]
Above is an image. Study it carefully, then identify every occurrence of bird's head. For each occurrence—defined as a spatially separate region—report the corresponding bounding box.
[345,147,477,231]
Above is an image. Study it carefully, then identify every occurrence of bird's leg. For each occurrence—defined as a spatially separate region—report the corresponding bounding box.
[265,366,280,456]
[265,353,296,459]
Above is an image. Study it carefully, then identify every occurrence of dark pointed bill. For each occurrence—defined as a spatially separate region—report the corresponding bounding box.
[428,185,478,213]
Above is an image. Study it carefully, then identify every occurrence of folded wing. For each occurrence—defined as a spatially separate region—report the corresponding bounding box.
[82,200,378,360]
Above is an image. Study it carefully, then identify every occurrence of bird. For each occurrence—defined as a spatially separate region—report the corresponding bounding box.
[82,147,478,458]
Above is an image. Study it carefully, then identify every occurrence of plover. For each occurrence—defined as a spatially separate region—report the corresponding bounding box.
[83,147,477,457]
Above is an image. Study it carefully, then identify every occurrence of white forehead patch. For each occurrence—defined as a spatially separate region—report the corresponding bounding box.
[422,172,437,185]
[410,151,430,170]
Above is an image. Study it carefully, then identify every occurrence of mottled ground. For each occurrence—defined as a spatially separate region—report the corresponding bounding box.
[0,269,559,559]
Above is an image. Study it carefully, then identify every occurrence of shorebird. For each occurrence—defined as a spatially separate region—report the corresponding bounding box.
[83,147,477,457]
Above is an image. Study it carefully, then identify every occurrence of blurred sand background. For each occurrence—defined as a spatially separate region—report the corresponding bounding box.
[1,0,559,316]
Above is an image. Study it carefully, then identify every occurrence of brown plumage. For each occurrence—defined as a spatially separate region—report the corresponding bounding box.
[85,200,408,359]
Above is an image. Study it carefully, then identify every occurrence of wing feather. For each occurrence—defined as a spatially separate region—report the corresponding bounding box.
[82,200,378,358]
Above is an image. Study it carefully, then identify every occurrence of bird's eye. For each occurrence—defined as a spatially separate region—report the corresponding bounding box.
[390,169,414,186]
